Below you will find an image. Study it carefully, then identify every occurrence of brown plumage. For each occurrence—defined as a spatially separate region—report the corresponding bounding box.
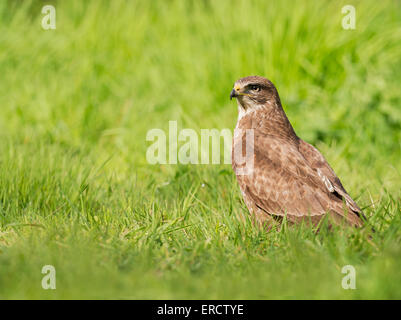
[230,76,364,228]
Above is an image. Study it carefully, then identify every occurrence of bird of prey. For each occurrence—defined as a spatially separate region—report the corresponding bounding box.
[230,76,364,228]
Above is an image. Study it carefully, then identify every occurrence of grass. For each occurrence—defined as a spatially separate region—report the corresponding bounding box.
[0,0,401,299]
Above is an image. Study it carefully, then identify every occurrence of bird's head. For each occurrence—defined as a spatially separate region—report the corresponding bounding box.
[230,76,279,110]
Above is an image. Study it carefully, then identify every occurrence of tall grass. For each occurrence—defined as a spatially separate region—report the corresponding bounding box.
[0,0,400,299]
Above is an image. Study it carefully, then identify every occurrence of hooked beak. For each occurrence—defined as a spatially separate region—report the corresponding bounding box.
[230,84,241,100]
[230,89,237,100]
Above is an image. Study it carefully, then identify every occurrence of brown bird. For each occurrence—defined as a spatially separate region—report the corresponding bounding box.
[230,76,364,228]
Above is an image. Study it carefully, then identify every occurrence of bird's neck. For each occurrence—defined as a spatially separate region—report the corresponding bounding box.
[236,101,298,143]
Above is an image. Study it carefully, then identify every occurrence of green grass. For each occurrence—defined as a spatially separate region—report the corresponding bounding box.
[1,0,401,299]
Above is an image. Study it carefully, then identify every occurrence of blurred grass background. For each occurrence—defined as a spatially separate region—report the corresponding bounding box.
[0,0,401,299]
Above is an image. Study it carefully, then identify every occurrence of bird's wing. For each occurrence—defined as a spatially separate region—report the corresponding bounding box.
[298,139,363,216]
[235,134,362,226]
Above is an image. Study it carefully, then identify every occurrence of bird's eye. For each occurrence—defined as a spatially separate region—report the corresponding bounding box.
[249,85,261,92]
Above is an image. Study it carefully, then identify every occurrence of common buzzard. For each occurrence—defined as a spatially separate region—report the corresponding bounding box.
[230,76,364,228]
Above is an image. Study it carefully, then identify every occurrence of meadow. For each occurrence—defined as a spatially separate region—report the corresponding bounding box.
[0,0,401,299]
